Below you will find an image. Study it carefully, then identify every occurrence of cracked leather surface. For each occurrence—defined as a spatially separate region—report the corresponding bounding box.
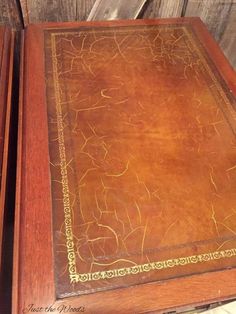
[44,23,236,297]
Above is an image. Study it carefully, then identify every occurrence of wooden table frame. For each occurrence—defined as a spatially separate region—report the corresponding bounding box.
[0,26,14,270]
[13,17,236,314]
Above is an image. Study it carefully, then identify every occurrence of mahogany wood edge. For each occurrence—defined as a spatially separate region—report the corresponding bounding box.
[0,26,8,267]
[0,27,5,74]
[25,16,201,29]
[191,18,236,97]
[13,24,56,312]
[12,30,24,314]
[0,29,14,245]
[56,268,236,313]
[0,28,14,268]
[14,18,236,314]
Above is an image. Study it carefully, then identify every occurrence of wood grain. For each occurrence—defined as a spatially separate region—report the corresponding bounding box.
[158,0,186,17]
[185,0,234,41]
[0,28,14,313]
[19,0,96,25]
[185,0,236,69]
[142,0,185,18]
[13,18,236,314]
[0,0,22,29]
[0,27,14,266]
[219,2,236,69]
[87,0,147,20]
[12,29,24,314]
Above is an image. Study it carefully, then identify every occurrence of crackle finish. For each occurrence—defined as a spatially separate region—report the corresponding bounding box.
[44,24,236,298]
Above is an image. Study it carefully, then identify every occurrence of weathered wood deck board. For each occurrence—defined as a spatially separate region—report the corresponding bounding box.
[141,0,186,18]
[0,0,22,29]
[185,0,234,41]
[19,0,96,25]
[219,3,236,69]
[88,0,147,20]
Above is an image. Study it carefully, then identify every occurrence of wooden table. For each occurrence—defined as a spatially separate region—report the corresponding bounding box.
[14,17,236,313]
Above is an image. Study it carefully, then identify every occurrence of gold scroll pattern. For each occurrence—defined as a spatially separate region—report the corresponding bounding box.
[49,25,236,284]
[51,35,77,280]
[72,249,236,282]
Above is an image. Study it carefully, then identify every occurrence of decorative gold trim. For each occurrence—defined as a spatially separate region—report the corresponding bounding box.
[50,25,236,284]
[70,248,236,283]
[51,33,77,279]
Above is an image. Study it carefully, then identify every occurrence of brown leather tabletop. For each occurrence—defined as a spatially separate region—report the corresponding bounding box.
[42,22,236,298]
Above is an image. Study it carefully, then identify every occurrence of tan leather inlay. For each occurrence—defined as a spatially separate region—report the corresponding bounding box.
[44,24,236,298]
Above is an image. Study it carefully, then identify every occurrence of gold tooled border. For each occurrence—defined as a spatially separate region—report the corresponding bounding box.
[51,34,77,280]
[50,25,236,284]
